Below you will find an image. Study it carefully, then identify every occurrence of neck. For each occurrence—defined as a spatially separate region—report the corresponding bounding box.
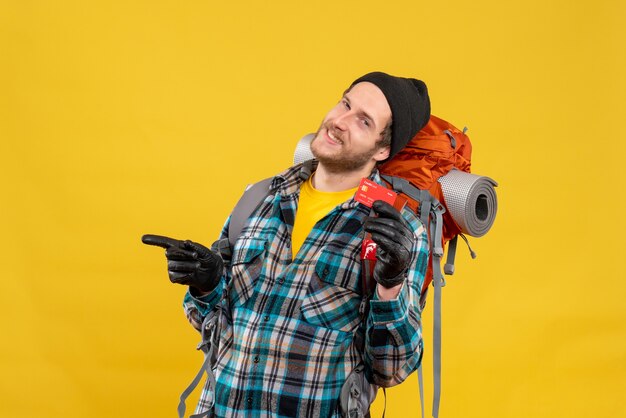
[311,162,375,192]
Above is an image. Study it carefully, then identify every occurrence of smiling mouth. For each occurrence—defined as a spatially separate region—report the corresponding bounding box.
[327,129,343,145]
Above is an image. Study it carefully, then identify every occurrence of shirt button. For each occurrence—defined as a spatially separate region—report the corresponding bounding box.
[277,278,285,285]
[253,356,260,363]
[264,315,270,321]
[322,268,329,277]
[247,397,253,404]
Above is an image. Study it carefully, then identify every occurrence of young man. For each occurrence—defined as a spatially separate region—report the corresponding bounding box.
[144,72,431,417]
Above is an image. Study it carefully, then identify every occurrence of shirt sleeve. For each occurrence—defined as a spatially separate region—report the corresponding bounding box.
[363,214,429,387]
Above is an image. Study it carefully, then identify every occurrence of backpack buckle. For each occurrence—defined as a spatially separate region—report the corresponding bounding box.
[431,201,446,215]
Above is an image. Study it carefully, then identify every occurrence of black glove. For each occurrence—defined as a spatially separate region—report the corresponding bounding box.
[363,200,415,288]
[142,234,223,293]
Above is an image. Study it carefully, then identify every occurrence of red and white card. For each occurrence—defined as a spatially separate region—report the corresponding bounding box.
[354,178,397,208]
[355,179,399,261]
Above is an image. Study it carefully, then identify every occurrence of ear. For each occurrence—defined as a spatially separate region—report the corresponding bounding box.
[373,145,390,162]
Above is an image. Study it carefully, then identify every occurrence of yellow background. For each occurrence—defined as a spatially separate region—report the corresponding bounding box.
[1,0,625,417]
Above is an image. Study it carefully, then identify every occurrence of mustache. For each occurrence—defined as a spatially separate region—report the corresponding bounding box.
[318,121,344,142]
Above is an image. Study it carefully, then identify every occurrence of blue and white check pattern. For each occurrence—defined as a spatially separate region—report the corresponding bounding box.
[183,162,428,417]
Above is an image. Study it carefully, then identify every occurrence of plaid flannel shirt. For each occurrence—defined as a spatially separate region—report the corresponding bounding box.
[183,161,428,417]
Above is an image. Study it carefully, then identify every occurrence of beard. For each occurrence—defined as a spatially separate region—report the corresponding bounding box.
[310,122,382,174]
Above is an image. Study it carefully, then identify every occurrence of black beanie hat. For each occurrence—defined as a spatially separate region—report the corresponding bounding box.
[350,71,430,159]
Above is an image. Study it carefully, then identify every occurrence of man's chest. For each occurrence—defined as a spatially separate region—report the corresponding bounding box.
[226,196,370,332]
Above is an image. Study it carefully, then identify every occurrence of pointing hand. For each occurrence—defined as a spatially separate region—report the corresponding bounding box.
[142,234,223,293]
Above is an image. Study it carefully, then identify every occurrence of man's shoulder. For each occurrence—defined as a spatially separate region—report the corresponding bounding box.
[259,160,316,194]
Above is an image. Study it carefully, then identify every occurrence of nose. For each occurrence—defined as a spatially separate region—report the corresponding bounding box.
[332,111,350,131]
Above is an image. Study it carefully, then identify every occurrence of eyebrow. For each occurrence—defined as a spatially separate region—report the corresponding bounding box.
[343,95,377,129]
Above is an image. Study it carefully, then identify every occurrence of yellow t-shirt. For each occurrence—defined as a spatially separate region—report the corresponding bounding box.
[291,176,358,259]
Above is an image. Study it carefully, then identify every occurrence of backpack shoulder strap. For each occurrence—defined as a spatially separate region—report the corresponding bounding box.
[429,201,446,418]
[213,177,274,263]
[375,175,449,418]
[380,174,434,226]
[227,177,274,248]
[177,311,221,418]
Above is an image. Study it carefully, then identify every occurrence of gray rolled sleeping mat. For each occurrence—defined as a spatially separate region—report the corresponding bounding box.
[437,170,498,238]
[293,133,316,166]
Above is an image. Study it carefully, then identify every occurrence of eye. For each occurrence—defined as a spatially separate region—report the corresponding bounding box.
[361,118,370,127]
[342,100,351,110]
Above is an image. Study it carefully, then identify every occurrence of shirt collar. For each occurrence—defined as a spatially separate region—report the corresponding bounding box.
[272,159,383,208]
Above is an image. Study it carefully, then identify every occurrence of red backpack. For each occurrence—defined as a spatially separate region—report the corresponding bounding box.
[366,115,484,418]
[379,115,473,295]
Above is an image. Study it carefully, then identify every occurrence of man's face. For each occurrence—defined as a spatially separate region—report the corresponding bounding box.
[310,82,392,174]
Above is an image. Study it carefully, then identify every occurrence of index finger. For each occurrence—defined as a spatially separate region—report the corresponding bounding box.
[371,200,413,230]
[141,234,182,249]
